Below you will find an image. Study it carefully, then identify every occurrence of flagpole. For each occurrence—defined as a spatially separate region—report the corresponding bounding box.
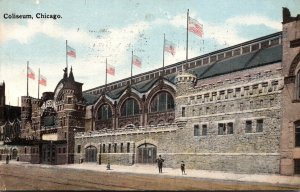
[66,40,68,74]
[186,9,189,72]
[131,50,133,85]
[162,33,165,76]
[105,58,107,91]
[38,68,40,99]
[27,61,29,97]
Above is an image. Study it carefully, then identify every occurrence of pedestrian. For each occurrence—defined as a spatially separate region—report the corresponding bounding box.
[156,155,164,173]
[6,155,9,164]
[181,161,185,175]
[106,161,111,170]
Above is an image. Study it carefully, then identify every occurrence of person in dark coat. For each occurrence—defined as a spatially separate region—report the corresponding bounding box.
[181,161,186,175]
[6,155,9,164]
[156,155,164,173]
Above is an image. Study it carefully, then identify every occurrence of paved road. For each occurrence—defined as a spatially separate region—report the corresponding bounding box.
[0,164,298,190]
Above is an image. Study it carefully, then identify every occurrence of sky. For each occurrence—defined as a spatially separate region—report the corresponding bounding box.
[0,0,299,106]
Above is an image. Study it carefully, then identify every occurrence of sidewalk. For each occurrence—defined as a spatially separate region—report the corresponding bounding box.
[2,161,300,187]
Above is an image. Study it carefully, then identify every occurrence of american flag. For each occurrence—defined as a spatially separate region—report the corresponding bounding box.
[188,17,203,37]
[132,55,142,68]
[27,66,35,80]
[106,64,115,76]
[67,45,76,58]
[39,75,47,86]
[164,39,176,56]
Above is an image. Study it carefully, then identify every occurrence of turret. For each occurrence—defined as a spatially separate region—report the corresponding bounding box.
[175,70,197,96]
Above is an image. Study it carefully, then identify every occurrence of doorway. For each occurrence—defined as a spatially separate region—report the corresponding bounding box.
[137,143,157,164]
[85,146,97,162]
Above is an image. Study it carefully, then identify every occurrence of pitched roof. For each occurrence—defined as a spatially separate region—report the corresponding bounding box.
[194,45,282,80]
[82,44,282,104]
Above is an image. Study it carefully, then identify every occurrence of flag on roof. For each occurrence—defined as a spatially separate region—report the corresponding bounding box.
[188,17,203,37]
[39,75,47,86]
[67,45,76,58]
[132,55,142,68]
[107,64,115,76]
[164,39,176,56]
[27,66,35,80]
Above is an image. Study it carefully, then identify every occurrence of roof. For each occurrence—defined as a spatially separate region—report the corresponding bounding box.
[194,44,282,80]
[82,93,99,105]
[82,44,282,105]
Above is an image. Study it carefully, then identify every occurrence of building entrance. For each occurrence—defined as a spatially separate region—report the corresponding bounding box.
[12,149,18,159]
[42,144,56,164]
[137,143,157,164]
[85,146,97,162]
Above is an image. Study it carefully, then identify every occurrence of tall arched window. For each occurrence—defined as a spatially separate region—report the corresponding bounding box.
[150,91,174,113]
[297,70,300,99]
[121,98,139,116]
[97,104,112,120]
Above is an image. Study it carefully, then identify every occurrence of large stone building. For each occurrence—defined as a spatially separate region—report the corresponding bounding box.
[6,8,300,175]
[0,82,21,161]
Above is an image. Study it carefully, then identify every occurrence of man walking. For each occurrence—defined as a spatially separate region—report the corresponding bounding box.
[156,155,164,173]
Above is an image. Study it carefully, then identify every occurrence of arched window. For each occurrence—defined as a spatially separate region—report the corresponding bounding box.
[97,104,112,120]
[121,98,139,116]
[297,70,300,99]
[150,91,174,113]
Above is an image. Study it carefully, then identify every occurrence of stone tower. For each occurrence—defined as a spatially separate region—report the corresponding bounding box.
[280,7,300,175]
[0,81,5,122]
[20,96,32,139]
[175,70,197,120]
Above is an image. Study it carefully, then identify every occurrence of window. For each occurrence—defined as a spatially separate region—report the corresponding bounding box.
[245,121,252,133]
[256,119,263,132]
[103,144,106,153]
[297,71,300,99]
[202,124,207,136]
[108,144,111,153]
[25,147,27,154]
[120,143,123,153]
[227,123,233,134]
[295,159,300,174]
[114,143,117,153]
[149,91,174,113]
[127,143,130,153]
[296,121,300,147]
[77,145,81,153]
[194,125,200,136]
[182,107,186,117]
[64,132,67,139]
[97,104,112,120]
[63,148,66,153]
[218,123,226,135]
[121,98,139,116]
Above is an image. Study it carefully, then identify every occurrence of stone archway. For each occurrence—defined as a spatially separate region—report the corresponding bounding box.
[137,143,157,164]
[85,146,97,163]
[12,148,18,159]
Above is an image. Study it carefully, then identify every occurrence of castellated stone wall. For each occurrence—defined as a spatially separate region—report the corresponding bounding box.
[174,62,283,173]
[75,62,283,174]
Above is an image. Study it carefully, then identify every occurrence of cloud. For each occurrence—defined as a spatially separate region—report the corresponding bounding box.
[0,20,93,44]
[226,15,281,31]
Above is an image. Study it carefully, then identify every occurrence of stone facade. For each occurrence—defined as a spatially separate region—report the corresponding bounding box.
[280,8,300,175]
[2,8,299,175]
[74,8,300,175]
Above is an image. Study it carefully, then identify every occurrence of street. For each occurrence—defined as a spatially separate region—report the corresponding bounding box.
[0,163,298,190]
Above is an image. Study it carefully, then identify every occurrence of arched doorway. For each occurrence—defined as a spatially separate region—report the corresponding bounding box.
[12,149,18,159]
[85,146,97,163]
[137,143,157,164]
